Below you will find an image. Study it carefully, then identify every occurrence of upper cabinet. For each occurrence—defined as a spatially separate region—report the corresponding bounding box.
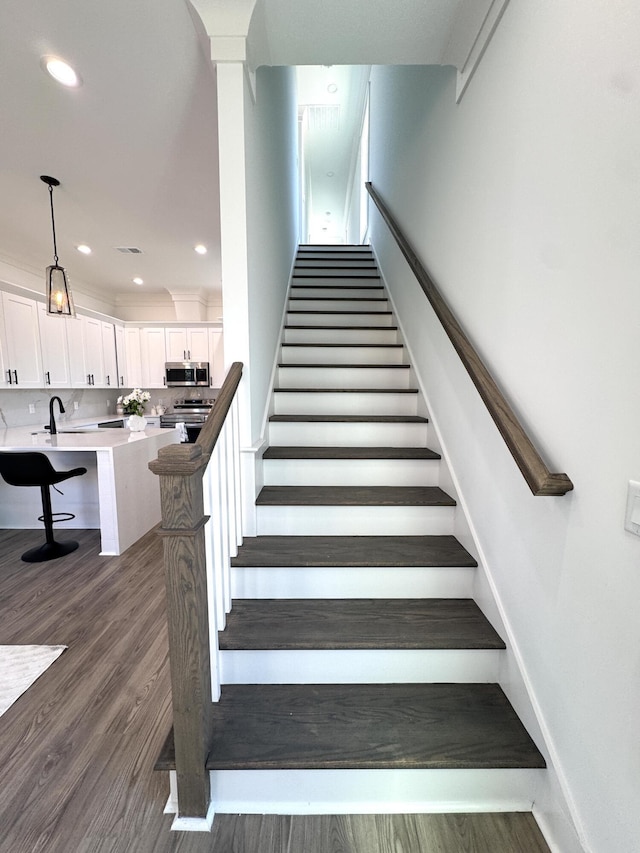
[122,327,143,389]
[140,328,167,389]
[114,324,126,388]
[165,327,209,362]
[208,328,225,388]
[0,292,43,388]
[101,322,118,389]
[0,287,223,393]
[65,314,117,388]
[38,303,72,388]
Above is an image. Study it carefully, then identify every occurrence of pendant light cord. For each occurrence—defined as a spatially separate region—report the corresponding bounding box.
[48,183,59,265]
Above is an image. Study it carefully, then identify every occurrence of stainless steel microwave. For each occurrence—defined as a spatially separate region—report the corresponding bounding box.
[165,361,210,387]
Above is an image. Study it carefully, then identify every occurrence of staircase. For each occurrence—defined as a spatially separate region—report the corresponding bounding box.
[159,245,545,815]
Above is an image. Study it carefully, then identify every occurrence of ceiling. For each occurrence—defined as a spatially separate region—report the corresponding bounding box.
[0,0,488,314]
[0,0,222,312]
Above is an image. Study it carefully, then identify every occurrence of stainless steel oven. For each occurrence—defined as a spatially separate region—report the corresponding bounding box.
[159,398,215,442]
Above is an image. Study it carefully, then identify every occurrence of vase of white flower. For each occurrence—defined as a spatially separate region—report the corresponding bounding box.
[117,389,150,431]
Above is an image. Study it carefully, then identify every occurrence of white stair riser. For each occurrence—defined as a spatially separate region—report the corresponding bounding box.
[277,366,411,389]
[287,312,394,327]
[263,458,439,486]
[284,327,399,344]
[231,565,476,599]
[268,421,428,447]
[220,649,501,685]
[272,391,418,416]
[256,505,455,536]
[280,346,404,365]
[205,768,545,815]
[291,286,383,299]
[289,299,388,312]
[292,274,381,285]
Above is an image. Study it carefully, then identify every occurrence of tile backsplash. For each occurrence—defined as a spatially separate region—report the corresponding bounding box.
[0,388,194,429]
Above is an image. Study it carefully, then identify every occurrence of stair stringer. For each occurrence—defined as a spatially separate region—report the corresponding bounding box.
[373,251,585,853]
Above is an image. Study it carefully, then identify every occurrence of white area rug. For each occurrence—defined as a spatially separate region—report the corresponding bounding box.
[0,645,67,716]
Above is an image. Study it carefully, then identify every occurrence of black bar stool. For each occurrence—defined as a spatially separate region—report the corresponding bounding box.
[0,452,87,563]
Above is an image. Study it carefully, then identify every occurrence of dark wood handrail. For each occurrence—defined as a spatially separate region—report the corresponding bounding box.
[366,182,573,496]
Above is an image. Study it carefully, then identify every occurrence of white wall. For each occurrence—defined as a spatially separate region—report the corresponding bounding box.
[368,2,640,851]
[244,65,299,443]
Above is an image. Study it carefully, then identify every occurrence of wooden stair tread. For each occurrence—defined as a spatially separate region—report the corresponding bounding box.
[287,310,393,315]
[279,363,410,368]
[285,325,398,330]
[155,683,545,771]
[292,273,381,278]
[256,486,455,507]
[269,414,428,422]
[219,599,506,650]
[262,446,440,460]
[231,534,476,567]
[291,283,383,289]
[290,298,387,304]
[273,387,418,394]
[281,343,403,348]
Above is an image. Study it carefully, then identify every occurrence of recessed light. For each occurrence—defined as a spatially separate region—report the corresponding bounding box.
[132,277,144,285]
[325,211,331,216]
[326,171,334,177]
[327,83,338,94]
[42,56,81,88]
[194,244,207,255]
[76,244,91,255]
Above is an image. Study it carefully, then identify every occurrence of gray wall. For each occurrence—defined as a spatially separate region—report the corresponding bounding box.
[367,2,640,851]
[244,65,299,443]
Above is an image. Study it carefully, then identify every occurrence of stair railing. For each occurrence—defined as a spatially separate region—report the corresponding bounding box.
[366,182,573,497]
[149,361,244,821]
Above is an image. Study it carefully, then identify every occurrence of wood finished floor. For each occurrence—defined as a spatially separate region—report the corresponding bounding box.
[0,528,550,853]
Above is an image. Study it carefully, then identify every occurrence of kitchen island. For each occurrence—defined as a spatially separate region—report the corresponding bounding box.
[0,422,180,555]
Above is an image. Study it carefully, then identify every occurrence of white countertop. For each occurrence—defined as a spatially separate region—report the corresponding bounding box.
[0,417,177,452]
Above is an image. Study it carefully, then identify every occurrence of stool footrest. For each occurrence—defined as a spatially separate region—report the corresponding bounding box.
[37,511,76,525]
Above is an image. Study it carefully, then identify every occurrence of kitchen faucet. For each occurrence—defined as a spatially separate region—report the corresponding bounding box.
[48,396,65,435]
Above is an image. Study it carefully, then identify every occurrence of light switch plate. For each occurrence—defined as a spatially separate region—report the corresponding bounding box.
[624,481,640,536]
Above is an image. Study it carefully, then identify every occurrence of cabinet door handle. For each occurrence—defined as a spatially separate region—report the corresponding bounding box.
[6,369,12,385]
[120,375,124,386]
[87,374,91,385]
[46,371,51,385]
[163,377,166,385]
[106,375,110,386]
[13,370,18,385]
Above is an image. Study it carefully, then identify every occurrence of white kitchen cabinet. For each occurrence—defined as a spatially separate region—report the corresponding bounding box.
[38,303,72,387]
[66,317,87,386]
[140,328,167,388]
[0,291,43,388]
[114,324,126,387]
[208,328,225,387]
[101,322,118,388]
[123,327,143,389]
[81,315,106,387]
[165,327,209,362]
[64,314,118,389]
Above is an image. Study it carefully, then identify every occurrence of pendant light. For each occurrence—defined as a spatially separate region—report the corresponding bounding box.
[40,175,75,317]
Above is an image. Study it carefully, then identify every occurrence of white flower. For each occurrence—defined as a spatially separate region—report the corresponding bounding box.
[121,388,150,415]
